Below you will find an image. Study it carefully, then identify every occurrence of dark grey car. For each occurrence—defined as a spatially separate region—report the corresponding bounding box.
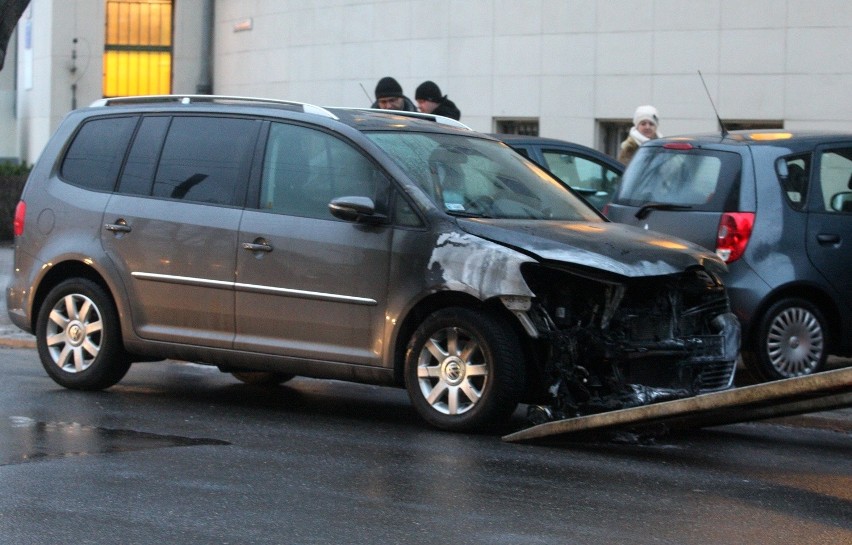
[606,130,852,381]
[491,134,624,211]
[7,96,739,432]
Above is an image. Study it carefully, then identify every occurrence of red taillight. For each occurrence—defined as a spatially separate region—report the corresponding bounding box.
[13,200,26,237]
[716,212,754,263]
[663,142,694,151]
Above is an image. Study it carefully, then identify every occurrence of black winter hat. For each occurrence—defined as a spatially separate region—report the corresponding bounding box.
[375,77,404,99]
[415,80,442,102]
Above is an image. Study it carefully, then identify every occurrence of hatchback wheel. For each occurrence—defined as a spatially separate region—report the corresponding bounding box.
[36,278,130,390]
[404,307,524,432]
[744,297,827,381]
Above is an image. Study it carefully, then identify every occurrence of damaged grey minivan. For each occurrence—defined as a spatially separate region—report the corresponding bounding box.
[7,96,739,432]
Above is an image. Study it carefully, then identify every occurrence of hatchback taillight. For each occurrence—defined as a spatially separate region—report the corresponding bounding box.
[13,200,25,237]
[662,142,694,151]
[715,212,754,263]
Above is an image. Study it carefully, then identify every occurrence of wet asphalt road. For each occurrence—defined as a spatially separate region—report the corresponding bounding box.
[1,348,850,545]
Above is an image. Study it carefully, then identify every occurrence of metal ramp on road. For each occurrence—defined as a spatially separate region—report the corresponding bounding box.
[503,366,852,443]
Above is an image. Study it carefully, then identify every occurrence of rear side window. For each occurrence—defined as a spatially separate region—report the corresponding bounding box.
[60,116,138,191]
[152,116,261,206]
[776,154,810,211]
[614,147,742,211]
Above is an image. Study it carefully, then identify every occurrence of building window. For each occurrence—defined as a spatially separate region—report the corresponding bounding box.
[103,0,173,97]
[494,118,539,136]
[599,121,631,161]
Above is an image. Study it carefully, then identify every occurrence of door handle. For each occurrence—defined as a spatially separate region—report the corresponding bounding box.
[104,221,131,233]
[241,241,273,252]
[816,233,840,245]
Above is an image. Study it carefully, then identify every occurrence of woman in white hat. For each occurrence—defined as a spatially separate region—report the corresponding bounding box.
[618,105,661,165]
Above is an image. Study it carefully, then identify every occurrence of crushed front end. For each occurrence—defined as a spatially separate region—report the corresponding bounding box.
[520,263,740,423]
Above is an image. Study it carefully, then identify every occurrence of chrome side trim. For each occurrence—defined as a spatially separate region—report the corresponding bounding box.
[132,272,233,288]
[131,272,376,306]
[233,282,376,305]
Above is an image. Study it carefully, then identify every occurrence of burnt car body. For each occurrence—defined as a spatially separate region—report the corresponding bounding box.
[451,219,740,421]
[7,96,738,432]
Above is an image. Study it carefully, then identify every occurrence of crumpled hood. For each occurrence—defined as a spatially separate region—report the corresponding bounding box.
[456,219,727,278]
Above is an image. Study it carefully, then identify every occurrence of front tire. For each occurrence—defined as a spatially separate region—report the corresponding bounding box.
[743,297,827,381]
[35,278,130,390]
[404,307,524,432]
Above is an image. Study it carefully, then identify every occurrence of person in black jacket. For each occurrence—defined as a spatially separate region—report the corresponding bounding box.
[414,81,461,120]
[370,76,418,112]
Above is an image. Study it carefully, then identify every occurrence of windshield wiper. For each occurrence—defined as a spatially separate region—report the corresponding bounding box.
[446,209,492,218]
[635,202,693,220]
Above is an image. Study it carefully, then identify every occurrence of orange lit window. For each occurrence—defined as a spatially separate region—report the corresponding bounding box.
[103,0,173,97]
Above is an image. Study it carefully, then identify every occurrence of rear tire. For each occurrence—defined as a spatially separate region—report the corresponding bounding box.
[743,297,827,381]
[35,278,130,390]
[404,307,524,432]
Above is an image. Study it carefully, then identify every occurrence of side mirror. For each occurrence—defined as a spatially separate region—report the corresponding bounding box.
[329,196,386,224]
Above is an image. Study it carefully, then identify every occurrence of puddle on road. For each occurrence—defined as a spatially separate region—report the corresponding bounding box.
[2,416,230,466]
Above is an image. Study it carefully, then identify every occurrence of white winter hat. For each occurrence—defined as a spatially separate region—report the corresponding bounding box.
[633,105,659,127]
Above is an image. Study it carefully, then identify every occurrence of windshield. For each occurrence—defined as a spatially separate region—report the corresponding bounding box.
[366,132,602,221]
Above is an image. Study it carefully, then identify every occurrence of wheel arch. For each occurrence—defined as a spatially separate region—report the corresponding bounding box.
[31,260,119,333]
[744,282,841,353]
[390,291,535,388]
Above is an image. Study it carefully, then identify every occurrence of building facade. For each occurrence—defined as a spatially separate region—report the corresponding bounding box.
[3,0,851,165]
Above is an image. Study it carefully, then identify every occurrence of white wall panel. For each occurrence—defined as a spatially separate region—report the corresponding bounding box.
[8,0,852,164]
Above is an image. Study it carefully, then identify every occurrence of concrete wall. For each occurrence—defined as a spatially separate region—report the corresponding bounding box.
[0,27,17,162]
[12,0,207,165]
[7,0,852,164]
[15,1,101,165]
[213,0,852,146]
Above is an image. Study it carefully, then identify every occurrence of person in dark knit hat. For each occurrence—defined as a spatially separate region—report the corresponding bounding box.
[371,76,417,112]
[414,80,461,120]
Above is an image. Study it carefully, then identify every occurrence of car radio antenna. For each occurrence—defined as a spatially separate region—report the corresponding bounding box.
[359,82,373,105]
[698,70,728,137]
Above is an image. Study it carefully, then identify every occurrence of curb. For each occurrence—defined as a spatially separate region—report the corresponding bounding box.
[0,334,36,349]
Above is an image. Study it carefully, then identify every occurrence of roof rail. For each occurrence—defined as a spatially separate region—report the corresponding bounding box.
[339,107,473,130]
[89,95,338,120]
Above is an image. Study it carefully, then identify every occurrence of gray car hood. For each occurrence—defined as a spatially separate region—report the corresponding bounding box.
[456,218,727,278]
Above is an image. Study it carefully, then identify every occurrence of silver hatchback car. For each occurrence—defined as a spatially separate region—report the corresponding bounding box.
[7,96,739,432]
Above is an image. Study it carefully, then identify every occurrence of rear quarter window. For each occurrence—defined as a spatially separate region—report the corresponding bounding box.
[60,116,138,191]
[614,147,742,211]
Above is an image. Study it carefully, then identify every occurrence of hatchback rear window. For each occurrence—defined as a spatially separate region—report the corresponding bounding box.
[614,147,742,211]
